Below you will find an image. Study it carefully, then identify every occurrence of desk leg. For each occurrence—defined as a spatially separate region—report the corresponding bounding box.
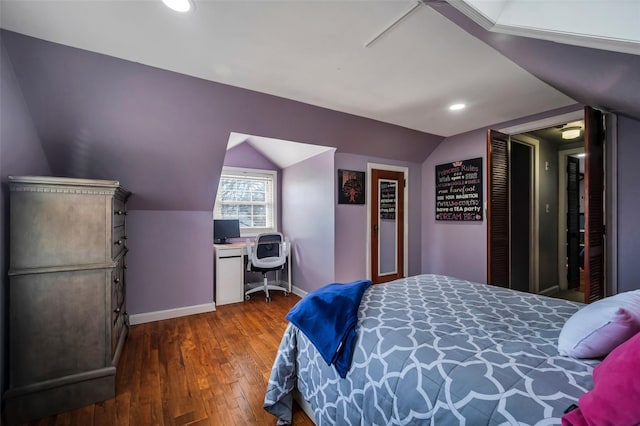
[287,252,292,294]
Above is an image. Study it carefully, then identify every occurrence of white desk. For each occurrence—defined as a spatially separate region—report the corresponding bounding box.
[214,242,292,305]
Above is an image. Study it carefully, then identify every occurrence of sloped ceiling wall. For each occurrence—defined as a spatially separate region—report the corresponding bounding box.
[432,3,640,121]
[1,30,444,211]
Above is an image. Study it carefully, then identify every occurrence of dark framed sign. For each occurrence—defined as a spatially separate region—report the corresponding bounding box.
[435,158,483,221]
[338,169,365,204]
[379,181,396,219]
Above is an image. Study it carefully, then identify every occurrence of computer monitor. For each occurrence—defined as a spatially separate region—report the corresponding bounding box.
[213,219,240,244]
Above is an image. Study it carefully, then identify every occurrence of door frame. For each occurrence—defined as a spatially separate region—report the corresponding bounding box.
[557,146,585,292]
[366,163,409,281]
[500,112,582,293]
[499,108,618,298]
[510,134,540,294]
[604,113,618,296]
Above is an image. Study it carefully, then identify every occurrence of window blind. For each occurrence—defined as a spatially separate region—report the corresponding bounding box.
[213,169,275,235]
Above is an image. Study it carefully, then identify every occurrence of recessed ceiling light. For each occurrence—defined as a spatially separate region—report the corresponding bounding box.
[449,103,466,111]
[162,0,193,12]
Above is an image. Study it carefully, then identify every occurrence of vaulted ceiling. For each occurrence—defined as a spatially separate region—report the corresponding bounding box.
[2,1,638,136]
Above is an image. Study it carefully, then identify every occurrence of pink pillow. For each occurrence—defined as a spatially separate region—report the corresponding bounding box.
[562,331,640,426]
[558,290,640,358]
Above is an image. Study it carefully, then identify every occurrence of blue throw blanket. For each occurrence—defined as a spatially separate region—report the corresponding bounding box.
[286,279,371,378]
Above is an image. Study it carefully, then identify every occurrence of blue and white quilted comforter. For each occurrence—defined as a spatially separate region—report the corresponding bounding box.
[264,274,599,425]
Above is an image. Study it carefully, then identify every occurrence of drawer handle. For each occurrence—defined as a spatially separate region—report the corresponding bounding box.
[115,240,124,246]
[114,278,121,284]
[115,210,128,216]
[114,307,121,314]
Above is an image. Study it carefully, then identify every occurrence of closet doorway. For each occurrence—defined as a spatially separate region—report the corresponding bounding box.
[487,106,607,304]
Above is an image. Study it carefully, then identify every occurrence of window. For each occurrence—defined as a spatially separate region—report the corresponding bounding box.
[213,167,277,236]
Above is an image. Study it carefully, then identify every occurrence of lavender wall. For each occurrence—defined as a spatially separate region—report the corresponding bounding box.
[282,150,335,292]
[335,153,422,282]
[422,111,640,294]
[421,129,487,283]
[0,38,51,414]
[2,31,443,213]
[420,106,579,283]
[617,115,640,293]
[224,142,278,170]
[126,211,214,314]
[2,30,443,316]
[222,142,283,236]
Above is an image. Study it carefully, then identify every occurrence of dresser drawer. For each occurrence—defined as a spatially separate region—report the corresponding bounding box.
[111,260,125,326]
[113,198,127,227]
[215,247,243,258]
[112,226,127,259]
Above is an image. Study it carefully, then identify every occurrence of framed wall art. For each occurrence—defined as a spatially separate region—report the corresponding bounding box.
[338,169,365,204]
[435,157,483,221]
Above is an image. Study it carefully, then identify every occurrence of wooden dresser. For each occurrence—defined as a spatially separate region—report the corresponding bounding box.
[5,176,131,424]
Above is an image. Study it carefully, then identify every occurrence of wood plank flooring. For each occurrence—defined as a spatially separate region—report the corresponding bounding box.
[23,293,314,426]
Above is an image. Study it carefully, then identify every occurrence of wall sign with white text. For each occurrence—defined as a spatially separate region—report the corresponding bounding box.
[379,180,396,220]
[435,158,483,221]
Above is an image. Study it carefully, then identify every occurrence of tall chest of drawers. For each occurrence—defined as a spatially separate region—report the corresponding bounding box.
[5,176,131,424]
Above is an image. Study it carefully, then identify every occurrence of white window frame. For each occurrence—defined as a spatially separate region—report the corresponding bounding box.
[213,166,278,237]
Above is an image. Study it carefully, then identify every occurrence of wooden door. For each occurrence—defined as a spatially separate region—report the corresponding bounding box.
[584,106,605,303]
[371,169,404,284]
[487,129,510,288]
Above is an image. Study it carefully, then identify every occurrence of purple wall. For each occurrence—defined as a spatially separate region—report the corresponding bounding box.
[421,129,487,283]
[126,211,214,314]
[224,142,278,170]
[421,111,640,294]
[617,115,640,293]
[0,38,51,414]
[2,31,443,212]
[223,142,283,234]
[335,153,422,282]
[420,106,580,283]
[282,150,335,292]
[1,30,443,316]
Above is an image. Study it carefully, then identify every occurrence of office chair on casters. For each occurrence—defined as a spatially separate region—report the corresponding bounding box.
[245,232,289,302]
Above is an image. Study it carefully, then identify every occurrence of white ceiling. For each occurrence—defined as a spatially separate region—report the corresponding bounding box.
[0,0,578,138]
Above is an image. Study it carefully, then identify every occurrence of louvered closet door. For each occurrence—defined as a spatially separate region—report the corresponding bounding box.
[584,106,605,303]
[487,130,510,288]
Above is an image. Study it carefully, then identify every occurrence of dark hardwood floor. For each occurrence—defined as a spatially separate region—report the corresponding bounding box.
[23,293,313,425]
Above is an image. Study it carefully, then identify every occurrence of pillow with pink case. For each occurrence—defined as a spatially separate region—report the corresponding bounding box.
[562,330,640,426]
[558,290,640,358]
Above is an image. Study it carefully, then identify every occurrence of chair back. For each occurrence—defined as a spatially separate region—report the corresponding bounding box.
[251,232,287,269]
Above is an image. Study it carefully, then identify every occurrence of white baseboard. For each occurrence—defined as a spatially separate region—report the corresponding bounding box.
[291,285,308,298]
[538,285,559,296]
[130,287,308,326]
[129,302,216,325]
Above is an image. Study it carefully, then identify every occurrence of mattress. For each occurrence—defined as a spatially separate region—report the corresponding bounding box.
[264,274,598,425]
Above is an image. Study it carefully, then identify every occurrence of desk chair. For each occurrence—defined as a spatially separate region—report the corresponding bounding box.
[245,232,289,302]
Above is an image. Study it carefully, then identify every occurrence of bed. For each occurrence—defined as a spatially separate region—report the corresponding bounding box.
[264,274,600,425]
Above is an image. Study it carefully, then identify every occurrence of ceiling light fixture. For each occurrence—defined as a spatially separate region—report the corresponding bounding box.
[162,0,193,13]
[561,126,582,140]
[449,103,466,111]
